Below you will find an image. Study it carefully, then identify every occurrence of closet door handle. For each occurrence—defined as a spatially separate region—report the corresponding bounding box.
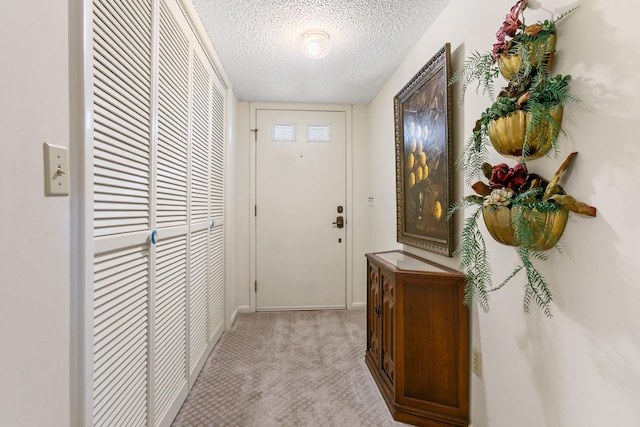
[150,230,158,245]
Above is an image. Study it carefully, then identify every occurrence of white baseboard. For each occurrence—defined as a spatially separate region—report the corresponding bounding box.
[229,305,251,329]
[230,304,365,327]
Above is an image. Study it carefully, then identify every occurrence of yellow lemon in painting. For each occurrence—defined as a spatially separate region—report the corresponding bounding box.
[416,140,423,153]
[407,153,415,169]
[415,166,423,183]
[433,200,442,220]
[423,164,429,180]
[409,172,416,188]
[418,152,427,167]
[409,138,417,153]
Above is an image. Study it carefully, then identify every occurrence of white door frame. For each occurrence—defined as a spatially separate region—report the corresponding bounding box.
[249,102,354,313]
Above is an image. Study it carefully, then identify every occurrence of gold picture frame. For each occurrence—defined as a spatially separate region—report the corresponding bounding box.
[395,43,454,256]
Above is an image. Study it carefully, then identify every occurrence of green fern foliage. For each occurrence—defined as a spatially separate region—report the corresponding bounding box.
[518,246,553,317]
[448,51,499,101]
[450,191,568,317]
[450,199,492,312]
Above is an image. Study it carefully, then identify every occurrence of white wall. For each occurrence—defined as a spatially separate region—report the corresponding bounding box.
[0,1,71,426]
[233,101,252,312]
[366,0,640,426]
[225,90,241,326]
[351,104,371,305]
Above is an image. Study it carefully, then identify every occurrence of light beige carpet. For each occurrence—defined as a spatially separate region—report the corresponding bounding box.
[171,309,411,427]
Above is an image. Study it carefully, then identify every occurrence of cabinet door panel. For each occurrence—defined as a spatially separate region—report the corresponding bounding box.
[402,282,459,407]
[367,263,380,366]
[381,273,395,387]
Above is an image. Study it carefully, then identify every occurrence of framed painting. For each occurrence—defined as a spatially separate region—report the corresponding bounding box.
[394,43,454,256]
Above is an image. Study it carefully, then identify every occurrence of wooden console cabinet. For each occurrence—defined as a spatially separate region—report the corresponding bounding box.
[365,251,469,427]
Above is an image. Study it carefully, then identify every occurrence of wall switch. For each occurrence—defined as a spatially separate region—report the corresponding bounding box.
[471,347,482,378]
[44,142,69,196]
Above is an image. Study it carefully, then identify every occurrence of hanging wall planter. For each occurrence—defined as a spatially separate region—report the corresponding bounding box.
[497,32,557,81]
[448,1,596,316]
[450,153,596,316]
[482,204,568,250]
[487,105,563,159]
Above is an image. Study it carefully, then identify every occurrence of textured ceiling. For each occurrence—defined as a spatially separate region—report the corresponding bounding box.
[192,0,451,105]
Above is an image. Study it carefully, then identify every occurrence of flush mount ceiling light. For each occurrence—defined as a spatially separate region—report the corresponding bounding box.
[301,30,331,59]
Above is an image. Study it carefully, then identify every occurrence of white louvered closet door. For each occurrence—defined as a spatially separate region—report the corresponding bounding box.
[188,42,211,381]
[91,0,153,426]
[208,63,225,347]
[153,0,190,424]
[188,35,225,385]
[87,0,226,426]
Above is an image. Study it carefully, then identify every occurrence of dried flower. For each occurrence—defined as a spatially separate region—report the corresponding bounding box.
[484,188,515,206]
[492,0,529,61]
[490,162,528,192]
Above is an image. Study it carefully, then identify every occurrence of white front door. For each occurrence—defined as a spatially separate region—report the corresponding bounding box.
[256,108,347,310]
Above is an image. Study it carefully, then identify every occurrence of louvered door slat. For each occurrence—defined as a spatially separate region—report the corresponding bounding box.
[94,105,150,154]
[93,0,151,240]
[156,0,189,230]
[94,150,148,177]
[92,20,150,89]
[94,80,149,129]
[95,0,151,57]
[93,245,149,427]
[93,58,150,111]
[210,86,225,221]
[92,120,149,161]
[92,34,150,98]
[189,229,208,371]
[190,54,210,223]
[154,233,187,425]
[208,225,224,338]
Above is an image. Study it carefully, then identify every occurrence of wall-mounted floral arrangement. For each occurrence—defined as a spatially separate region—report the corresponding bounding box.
[449,0,596,316]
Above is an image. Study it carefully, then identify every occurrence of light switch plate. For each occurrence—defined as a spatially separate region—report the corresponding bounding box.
[44,142,69,196]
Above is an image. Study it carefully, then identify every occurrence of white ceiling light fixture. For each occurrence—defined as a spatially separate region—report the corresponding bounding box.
[301,30,331,59]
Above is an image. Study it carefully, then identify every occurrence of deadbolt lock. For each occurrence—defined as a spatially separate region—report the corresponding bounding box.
[337,205,343,213]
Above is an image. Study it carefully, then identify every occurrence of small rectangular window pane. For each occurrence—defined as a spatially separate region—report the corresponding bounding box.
[308,123,331,142]
[272,123,296,141]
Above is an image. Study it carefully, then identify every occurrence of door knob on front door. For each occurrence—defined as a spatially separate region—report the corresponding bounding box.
[333,216,344,229]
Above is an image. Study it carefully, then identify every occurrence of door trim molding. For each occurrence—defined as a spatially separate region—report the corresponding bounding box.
[248,102,354,312]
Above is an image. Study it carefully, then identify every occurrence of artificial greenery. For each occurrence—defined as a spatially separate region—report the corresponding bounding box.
[449,200,559,316]
[448,3,578,102]
[447,0,595,317]
[449,51,499,102]
[460,96,518,184]
[460,73,577,183]
[448,161,574,316]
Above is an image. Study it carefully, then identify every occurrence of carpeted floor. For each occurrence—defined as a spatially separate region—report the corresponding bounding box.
[171,309,411,427]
